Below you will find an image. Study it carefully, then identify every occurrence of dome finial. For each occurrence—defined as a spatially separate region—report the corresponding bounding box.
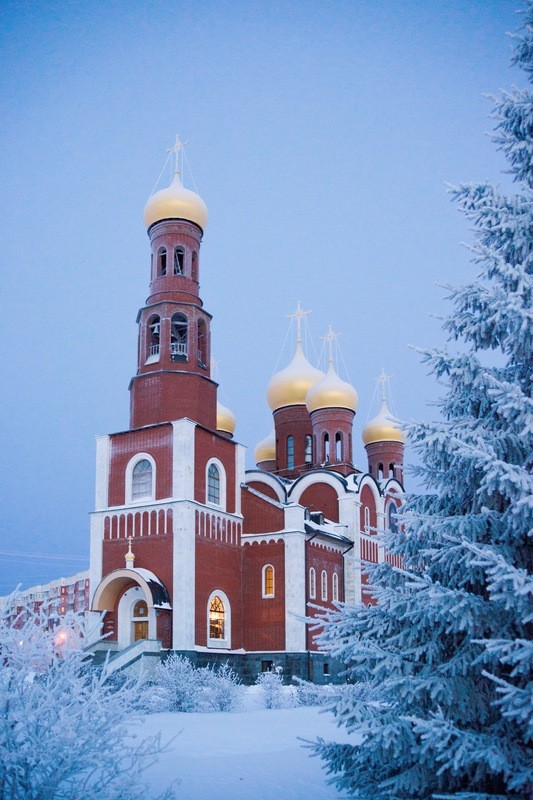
[287,300,311,345]
[322,324,340,367]
[167,133,189,181]
[377,367,391,403]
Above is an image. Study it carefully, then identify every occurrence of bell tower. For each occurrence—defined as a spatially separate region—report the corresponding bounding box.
[129,136,217,430]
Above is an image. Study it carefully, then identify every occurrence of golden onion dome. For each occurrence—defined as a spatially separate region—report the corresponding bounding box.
[362,398,405,445]
[254,430,276,464]
[266,344,324,411]
[144,174,208,231]
[216,401,236,436]
[306,362,358,413]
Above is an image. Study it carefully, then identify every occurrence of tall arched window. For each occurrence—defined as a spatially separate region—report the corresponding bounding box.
[174,246,185,275]
[158,247,167,276]
[147,315,160,358]
[132,460,152,500]
[388,503,398,534]
[191,251,198,282]
[209,595,225,640]
[262,565,275,598]
[207,463,220,504]
[389,462,395,477]
[332,572,339,601]
[335,432,342,461]
[304,435,313,465]
[287,436,295,470]
[309,567,316,599]
[378,462,384,480]
[321,570,327,601]
[197,319,207,367]
[170,313,188,360]
[323,433,330,461]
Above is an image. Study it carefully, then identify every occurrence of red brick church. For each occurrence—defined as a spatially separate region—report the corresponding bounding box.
[88,138,405,681]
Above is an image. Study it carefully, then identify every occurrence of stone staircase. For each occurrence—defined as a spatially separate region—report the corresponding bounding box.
[89,639,163,675]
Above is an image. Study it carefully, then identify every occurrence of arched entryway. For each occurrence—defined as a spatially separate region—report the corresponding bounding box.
[92,568,171,650]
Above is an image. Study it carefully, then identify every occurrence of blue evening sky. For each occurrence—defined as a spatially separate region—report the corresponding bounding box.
[0,0,521,591]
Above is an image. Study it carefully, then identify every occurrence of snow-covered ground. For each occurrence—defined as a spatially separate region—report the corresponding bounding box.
[135,687,360,799]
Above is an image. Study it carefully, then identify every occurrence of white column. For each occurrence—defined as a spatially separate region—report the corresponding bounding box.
[172,420,196,500]
[172,502,196,650]
[94,435,110,511]
[340,496,359,606]
[234,443,246,515]
[283,504,307,652]
[88,512,104,607]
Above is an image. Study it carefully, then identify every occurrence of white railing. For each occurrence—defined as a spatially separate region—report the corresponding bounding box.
[150,343,160,356]
[170,342,187,356]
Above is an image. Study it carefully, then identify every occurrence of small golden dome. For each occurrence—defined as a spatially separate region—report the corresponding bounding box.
[144,175,208,231]
[306,362,358,413]
[267,344,324,411]
[254,430,276,464]
[362,399,405,445]
[216,401,236,435]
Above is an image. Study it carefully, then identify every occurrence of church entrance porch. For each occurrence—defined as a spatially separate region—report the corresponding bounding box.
[91,567,172,649]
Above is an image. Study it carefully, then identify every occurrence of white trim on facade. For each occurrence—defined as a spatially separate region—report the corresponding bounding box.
[172,502,196,650]
[172,419,196,500]
[283,531,307,652]
[94,434,110,511]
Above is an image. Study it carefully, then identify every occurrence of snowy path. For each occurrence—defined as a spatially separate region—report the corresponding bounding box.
[136,696,359,799]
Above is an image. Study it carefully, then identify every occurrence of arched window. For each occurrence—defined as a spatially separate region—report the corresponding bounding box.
[209,595,225,640]
[388,503,398,534]
[332,572,339,601]
[287,436,295,470]
[364,506,370,533]
[197,319,207,368]
[170,313,188,360]
[309,567,316,599]
[378,462,384,480]
[147,315,160,358]
[133,599,148,618]
[158,247,167,276]
[323,433,330,461]
[335,432,342,461]
[191,251,198,282]
[132,460,152,500]
[207,463,220,505]
[389,462,395,477]
[207,590,231,647]
[173,246,185,275]
[321,570,327,601]
[262,565,275,598]
[304,435,313,465]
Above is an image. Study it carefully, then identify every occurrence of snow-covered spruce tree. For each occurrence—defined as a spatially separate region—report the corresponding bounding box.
[313,7,533,799]
[0,601,174,800]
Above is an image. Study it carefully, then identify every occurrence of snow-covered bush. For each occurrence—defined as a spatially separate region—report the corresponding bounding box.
[256,667,286,709]
[0,600,174,800]
[312,6,533,798]
[292,676,338,707]
[147,654,244,713]
[147,653,206,712]
[202,662,245,712]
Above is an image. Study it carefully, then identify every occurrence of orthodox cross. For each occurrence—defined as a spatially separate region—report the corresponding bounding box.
[321,325,340,366]
[287,300,311,344]
[377,368,392,402]
[168,133,189,179]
